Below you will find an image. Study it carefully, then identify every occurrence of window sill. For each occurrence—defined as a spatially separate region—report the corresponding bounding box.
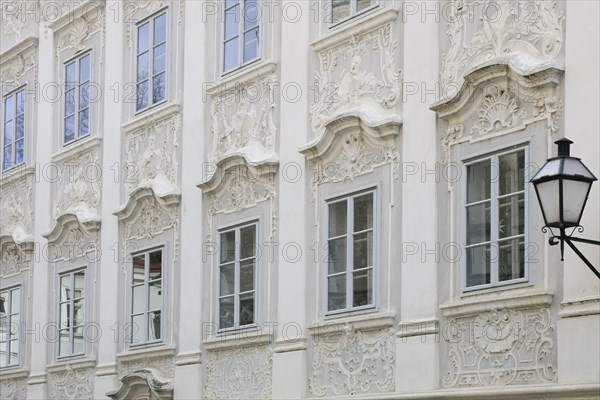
[0,366,28,378]
[117,344,176,363]
[46,358,96,373]
[308,310,395,336]
[0,164,35,187]
[52,136,101,163]
[210,61,277,96]
[440,289,554,318]
[122,102,180,134]
[203,327,273,351]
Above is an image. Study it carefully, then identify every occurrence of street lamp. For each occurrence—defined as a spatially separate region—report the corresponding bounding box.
[531,137,600,278]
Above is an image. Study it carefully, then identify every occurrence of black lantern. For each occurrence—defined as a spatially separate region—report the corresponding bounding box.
[531,137,600,278]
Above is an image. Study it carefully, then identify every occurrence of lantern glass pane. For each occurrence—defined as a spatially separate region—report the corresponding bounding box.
[532,159,561,181]
[562,179,592,225]
[535,179,560,226]
[562,158,596,179]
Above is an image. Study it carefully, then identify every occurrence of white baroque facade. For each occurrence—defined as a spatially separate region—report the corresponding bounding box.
[0,1,599,399]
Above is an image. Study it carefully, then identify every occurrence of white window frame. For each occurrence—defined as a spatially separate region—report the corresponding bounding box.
[129,247,165,346]
[2,86,26,172]
[57,268,87,359]
[462,145,530,292]
[222,0,262,75]
[217,221,259,332]
[135,10,168,114]
[63,52,92,146]
[324,188,378,315]
[328,0,380,27]
[0,286,22,368]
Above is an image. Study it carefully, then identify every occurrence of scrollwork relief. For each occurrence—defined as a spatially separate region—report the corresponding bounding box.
[48,366,94,400]
[123,196,179,243]
[0,241,31,276]
[310,24,402,137]
[0,51,36,87]
[532,95,562,135]
[204,345,273,400]
[56,14,103,53]
[0,174,33,241]
[443,307,557,387]
[310,324,395,397]
[0,376,27,400]
[47,219,99,263]
[470,88,526,136]
[119,355,175,380]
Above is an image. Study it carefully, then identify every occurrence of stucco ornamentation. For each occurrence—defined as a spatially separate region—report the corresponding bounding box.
[56,14,103,53]
[0,50,36,87]
[209,74,277,164]
[204,345,273,399]
[0,173,34,243]
[48,366,94,400]
[0,242,31,276]
[533,95,562,135]
[443,307,557,387]
[0,0,38,41]
[124,196,178,242]
[0,376,27,400]
[470,89,526,136]
[441,0,564,98]
[310,324,395,397]
[119,355,175,380]
[310,24,402,137]
[441,123,464,164]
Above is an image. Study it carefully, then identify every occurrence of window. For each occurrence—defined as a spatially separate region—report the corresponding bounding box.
[223,0,260,73]
[58,269,86,357]
[465,149,526,289]
[327,191,375,313]
[330,0,378,25]
[218,223,257,330]
[2,87,25,171]
[136,12,167,112]
[130,248,163,345]
[0,287,21,368]
[64,53,91,144]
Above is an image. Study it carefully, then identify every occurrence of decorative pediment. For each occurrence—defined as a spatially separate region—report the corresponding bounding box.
[0,36,37,89]
[0,236,33,277]
[107,369,173,400]
[0,168,35,244]
[48,365,94,400]
[56,14,103,53]
[43,214,100,263]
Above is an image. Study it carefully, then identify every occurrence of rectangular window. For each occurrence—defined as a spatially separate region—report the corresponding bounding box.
[330,0,378,25]
[2,87,25,171]
[136,12,167,112]
[0,287,21,368]
[130,248,163,345]
[327,191,375,313]
[223,0,261,73]
[218,223,257,330]
[465,149,526,289]
[58,269,86,357]
[64,53,91,144]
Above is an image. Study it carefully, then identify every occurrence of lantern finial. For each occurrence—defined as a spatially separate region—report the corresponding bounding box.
[555,137,573,157]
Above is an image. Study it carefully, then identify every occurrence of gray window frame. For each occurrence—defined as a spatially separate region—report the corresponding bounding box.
[0,286,21,368]
[2,87,26,171]
[222,0,262,74]
[57,268,87,358]
[63,52,92,145]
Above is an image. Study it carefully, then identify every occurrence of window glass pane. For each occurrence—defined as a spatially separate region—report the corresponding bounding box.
[148,311,161,340]
[148,280,162,310]
[498,238,525,281]
[467,160,491,203]
[219,263,235,296]
[354,193,373,231]
[59,330,70,357]
[132,255,145,285]
[328,201,347,237]
[16,90,25,115]
[240,225,256,259]
[244,0,259,30]
[331,0,351,23]
[466,202,491,244]
[73,299,84,326]
[224,38,239,72]
[220,231,236,263]
[225,5,240,40]
[15,115,24,139]
[240,260,254,293]
[4,95,14,120]
[153,13,167,44]
[61,276,71,302]
[132,285,145,314]
[137,52,149,82]
[327,237,346,274]
[73,326,84,354]
[225,0,238,8]
[153,43,166,74]
[79,82,90,109]
[131,314,144,344]
[149,251,162,280]
[10,289,19,314]
[137,22,150,53]
[65,62,76,90]
[0,292,6,314]
[0,341,6,366]
[9,339,18,364]
[239,293,254,326]
[79,109,89,137]
[353,231,373,269]
[357,0,374,11]
[65,89,76,116]
[327,274,346,311]
[499,193,525,238]
[0,318,6,341]
[243,28,259,63]
[136,81,149,111]
[3,146,12,170]
[64,116,75,142]
[74,272,85,298]
[79,55,90,82]
[219,297,235,329]
[466,244,491,287]
[499,151,525,195]
[59,302,70,328]
[4,120,13,143]
[14,139,23,165]
[152,73,166,104]
[353,268,373,307]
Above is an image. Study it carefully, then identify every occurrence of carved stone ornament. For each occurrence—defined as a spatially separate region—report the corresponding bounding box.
[48,366,94,400]
[125,1,185,48]
[54,147,102,223]
[209,74,278,165]
[441,123,464,164]
[470,88,526,136]
[0,172,34,243]
[125,113,181,198]
[0,240,32,276]
[443,307,557,387]
[108,369,173,400]
[44,215,100,263]
[119,355,175,380]
[56,14,103,53]
[310,23,402,138]
[0,376,27,400]
[441,0,564,99]
[0,0,38,41]
[204,345,273,400]
[310,324,395,397]
[532,95,562,135]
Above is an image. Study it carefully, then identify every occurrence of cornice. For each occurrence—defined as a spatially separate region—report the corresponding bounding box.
[113,187,180,221]
[48,0,105,32]
[397,319,439,338]
[203,330,273,351]
[51,137,101,163]
[440,290,554,318]
[43,213,101,242]
[308,312,396,335]
[197,154,279,194]
[0,36,38,64]
[210,61,277,95]
[122,103,180,134]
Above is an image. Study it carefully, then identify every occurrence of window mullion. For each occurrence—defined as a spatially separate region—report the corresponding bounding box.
[144,251,150,343]
[239,1,244,68]
[491,155,499,284]
[235,228,241,327]
[346,198,353,310]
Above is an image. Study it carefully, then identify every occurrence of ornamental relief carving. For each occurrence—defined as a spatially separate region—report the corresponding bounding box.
[441,0,564,99]
[310,23,402,138]
[119,355,175,380]
[125,0,184,48]
[54,147,102,222]
[0,50,36,87]
[209,74,278,164]
[123,196,179,243]
[0,376,27,400]
[0,241,32,277]
[310,324,395,397]
[443,307,557,387]
[470,88,526,137]
[47,219,99,263]
[125,113,181,198]
[48,366,94,400]
[204,345,273,400]
[0,0,38,41]
[56,13,104,53]
[0,173,34,242]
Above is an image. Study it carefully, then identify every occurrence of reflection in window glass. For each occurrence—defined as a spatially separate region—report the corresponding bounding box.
[330,0,377,25]
[130,249,163,345]
[64,54,91,144]
[0,287,21,367]
[58,270,86,357]
[223,0,261,73]
[136,12,167,112]
[3,88,26,171]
